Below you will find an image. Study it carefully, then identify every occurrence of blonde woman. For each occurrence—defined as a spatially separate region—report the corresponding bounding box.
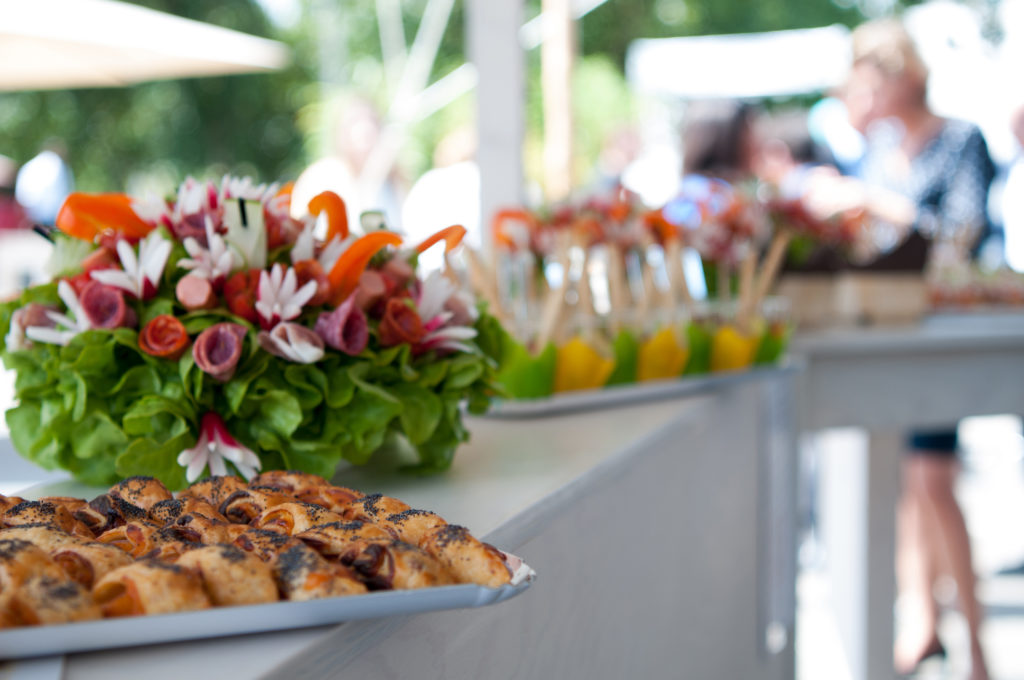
[845,19,994,680]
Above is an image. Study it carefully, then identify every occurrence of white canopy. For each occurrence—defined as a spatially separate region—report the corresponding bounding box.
[0,0,289,91]
[626,25,852,99]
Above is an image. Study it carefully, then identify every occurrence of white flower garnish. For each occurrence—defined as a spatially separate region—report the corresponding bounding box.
[90,231,172,299]
[220,175,277,203]
[415,271,477,354]
[258,322,325,364]
[417,270,456,322]
[24,280,91,346]
[177,217,239,283]
[255,264,318,329]
[177,413,262,483]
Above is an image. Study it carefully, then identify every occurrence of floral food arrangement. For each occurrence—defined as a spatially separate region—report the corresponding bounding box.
[0,177,504,489]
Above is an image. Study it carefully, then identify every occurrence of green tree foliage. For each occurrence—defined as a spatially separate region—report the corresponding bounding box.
[580,0,866,70]
[0,0,315,192]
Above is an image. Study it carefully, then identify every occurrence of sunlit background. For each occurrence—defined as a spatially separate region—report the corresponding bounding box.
[2,0,1024,678]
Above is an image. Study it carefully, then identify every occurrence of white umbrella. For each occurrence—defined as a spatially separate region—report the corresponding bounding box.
[626,25,852,99]
[0,0,289,91]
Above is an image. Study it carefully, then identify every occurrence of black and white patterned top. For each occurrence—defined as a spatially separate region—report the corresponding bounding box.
[860,118,995,237]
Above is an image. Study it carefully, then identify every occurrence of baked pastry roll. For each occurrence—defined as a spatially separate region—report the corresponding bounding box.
[0,538,64,588]
[233,527,306,563]
[38,496,90,516]
[74,493,149,536]
[274,544,366,601]
[250,502,343,536]
[138,530,201,562]
[1,524,132,587]
[149,497,226,525]
[180,475,248,508]
[96,520,164,558]
[295,485,364,513]
[0,494,26,514]
[220,487,294,524]
[109,476,173,511]
[2,501,94,539]
[170,512,243,545]
[378,509,448,546]
[0,539,101,624]
[342,493,412,527]
[92,561,211,617]
[249,470,329,495]
[419,525,511,587]
[175,545,278,606]
[296,521,393,560]
[346,539,453,590]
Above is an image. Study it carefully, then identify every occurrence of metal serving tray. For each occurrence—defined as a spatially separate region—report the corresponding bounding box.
[0,568,534,660]
[484,365,797,419]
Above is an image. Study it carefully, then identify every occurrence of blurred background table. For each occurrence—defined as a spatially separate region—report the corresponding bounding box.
[793,315,1024,680]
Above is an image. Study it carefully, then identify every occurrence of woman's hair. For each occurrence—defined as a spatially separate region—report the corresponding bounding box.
[851,19,929,102]
[682,100,756,177]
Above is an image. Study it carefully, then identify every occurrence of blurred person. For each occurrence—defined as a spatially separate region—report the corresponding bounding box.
[15,139,73,227]
[1003,102,1024,272]
[844,19,994,680]
[0,155,29,231]
[681,100,759,181]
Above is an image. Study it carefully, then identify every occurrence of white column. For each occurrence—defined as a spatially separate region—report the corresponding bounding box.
[819,428,901,680]
[466,0,525,252]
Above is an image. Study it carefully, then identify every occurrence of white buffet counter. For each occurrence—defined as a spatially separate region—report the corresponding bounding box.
[0,368,799,680]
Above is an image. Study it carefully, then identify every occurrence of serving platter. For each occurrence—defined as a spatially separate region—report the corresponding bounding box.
[0,559,534,660]
[484,364,798,419]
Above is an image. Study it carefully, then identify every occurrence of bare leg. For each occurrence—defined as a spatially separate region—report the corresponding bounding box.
[895,456,942,673]
[914,455,989,680]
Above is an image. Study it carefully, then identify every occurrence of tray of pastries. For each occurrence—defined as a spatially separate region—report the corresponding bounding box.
[0,471,534,659]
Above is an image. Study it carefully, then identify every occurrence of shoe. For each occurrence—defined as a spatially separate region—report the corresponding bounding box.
[909,637,946,673]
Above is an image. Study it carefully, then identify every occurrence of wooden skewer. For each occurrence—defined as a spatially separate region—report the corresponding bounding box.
[464,248,507,323]
[606,243,630,334]
[717,262,731,306]
[664,238,694,311]
[752,229,793,310]
[535,233,573,350]
[735,248,758,331]
[638,233,660,320]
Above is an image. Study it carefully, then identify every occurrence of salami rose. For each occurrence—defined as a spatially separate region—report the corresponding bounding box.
[79,280,132,329]
[223,270,261,324]
[354,270,386,311]
[193,323,247,382]
[377,298,425,348]
[314,294,368,355]
[293,259,330,307]
[176,274,216,311]
[139,315,189,360]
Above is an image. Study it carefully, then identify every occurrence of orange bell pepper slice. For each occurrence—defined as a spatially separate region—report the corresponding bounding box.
[491,209,536,250]
[307,191,349,241]
[637,327,690,381]
[327,231,403,305]
[56,193,153,242]
[643,210,678,244]
[710,325,758,372]
[553,336,615,393]
[415,224,466,254]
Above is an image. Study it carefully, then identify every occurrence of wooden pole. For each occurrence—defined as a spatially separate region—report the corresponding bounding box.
[541,0,574,202]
